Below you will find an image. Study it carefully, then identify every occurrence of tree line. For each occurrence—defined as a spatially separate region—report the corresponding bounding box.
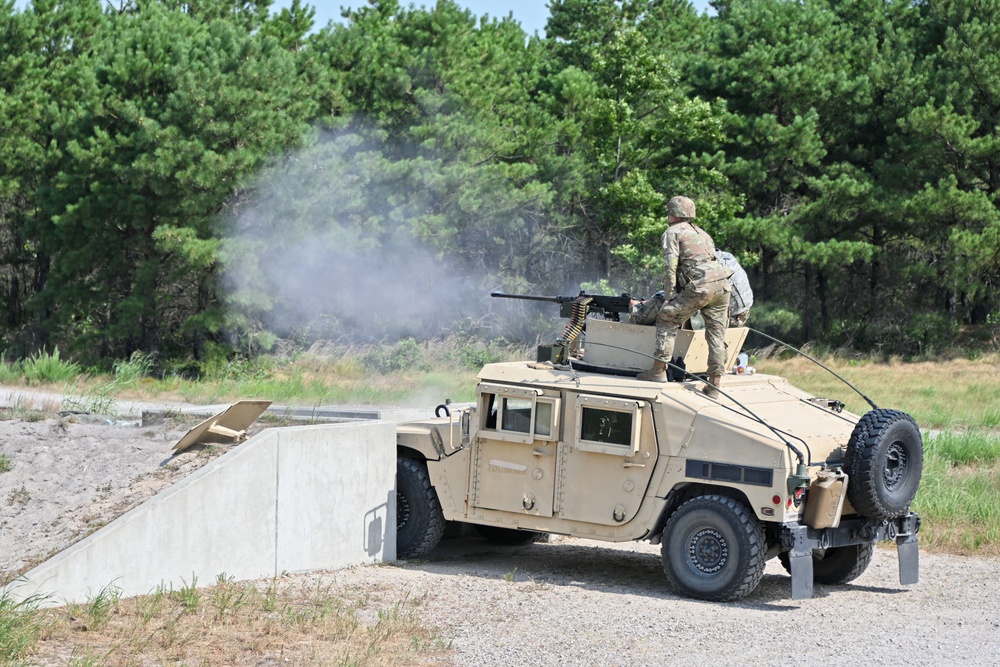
[1,0,997,371]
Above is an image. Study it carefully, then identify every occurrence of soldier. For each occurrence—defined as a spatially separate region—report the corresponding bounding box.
[716,249,753,327]
[637,196,732,398]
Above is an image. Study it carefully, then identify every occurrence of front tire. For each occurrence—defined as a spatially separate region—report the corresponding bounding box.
[661,495,766,601]
[396,457,446,559]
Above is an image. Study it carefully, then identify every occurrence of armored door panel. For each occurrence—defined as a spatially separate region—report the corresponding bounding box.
[472,438,556,517]
[556,396,657,526]
[470,385,560,517]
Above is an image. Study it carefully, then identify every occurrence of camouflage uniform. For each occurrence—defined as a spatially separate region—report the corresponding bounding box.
[631,252,751,329]
[716,250,753,327]
[628,291,665,325]
[654,220,732,377]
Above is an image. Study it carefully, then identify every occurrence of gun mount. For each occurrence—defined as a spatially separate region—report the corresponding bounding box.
[491,290,746,372]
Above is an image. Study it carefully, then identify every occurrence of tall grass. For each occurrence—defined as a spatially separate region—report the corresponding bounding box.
[112,351,153,386]
[912,430,1000,555]
[0,354,21,384]
[21,347,81,385]
[0,590,48,662]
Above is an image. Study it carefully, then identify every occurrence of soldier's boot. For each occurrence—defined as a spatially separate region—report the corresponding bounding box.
[701,374,722,399]
[637,359,668,383]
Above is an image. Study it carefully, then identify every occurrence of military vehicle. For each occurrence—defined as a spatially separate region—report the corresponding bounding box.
[394,293,922,601]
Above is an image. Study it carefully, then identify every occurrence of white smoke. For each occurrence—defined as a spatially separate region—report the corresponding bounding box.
[219,131,496,345]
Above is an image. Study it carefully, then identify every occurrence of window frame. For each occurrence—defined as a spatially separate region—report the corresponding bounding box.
[573,395,645,456]
[478,383,560,444]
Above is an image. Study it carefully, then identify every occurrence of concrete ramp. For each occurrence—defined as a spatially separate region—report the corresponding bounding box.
[3,421,395,606]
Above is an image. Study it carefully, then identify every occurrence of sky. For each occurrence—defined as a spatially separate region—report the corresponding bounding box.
[280,1,716,36]
[12,1,715,36]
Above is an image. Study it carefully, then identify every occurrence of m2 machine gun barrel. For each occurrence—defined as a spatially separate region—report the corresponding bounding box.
[490,291,633,322]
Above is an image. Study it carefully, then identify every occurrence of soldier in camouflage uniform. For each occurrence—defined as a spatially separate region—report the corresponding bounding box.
[630,250,752,328]
[716,249,753,327]
[637,196,732,398]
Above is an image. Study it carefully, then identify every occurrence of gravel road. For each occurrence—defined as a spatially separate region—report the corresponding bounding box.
[310,535,1000,667]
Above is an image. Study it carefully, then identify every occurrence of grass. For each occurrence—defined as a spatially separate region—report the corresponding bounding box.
[0,590,48,663]
[0,453,10,474]
[754,351,1000,431]
[1,337,522,411]
[912,430,1000,556]
[14,575,451,666]
[21,347,80,386]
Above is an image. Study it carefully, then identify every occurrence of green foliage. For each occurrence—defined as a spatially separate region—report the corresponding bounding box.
[21,347,81,385]
[0,0,999,362]
[0,590,47,662]
[363,339,425,373]
[113,351,154,385]
[902,312,960,357]
[0,453,10,474]
[457,339,512,370]
[746,305,802,341]
[925,430,1000,466]
[176,574,201,612]
[0,355,22,384]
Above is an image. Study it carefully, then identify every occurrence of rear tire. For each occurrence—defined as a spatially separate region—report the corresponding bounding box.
[778,542,876,585]
[845,410,923,520]
[473,524,546,545]
[661,495,766,601]
[396,457,446,559]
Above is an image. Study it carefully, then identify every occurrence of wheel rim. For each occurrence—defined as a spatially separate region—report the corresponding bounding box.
[687,527,729,574]
[883,440,909,491]
[397,492,410,532]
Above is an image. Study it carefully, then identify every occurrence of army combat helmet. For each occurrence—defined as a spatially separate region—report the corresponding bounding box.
[667,195,696,219]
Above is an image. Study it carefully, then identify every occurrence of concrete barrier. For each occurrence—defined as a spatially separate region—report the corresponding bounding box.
[3,421,396,606]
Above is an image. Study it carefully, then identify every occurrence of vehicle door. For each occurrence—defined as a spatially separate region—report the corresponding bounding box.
[555,393,658,526]
[470,383,561,517]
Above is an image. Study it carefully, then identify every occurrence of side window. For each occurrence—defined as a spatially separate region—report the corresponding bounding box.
[580,407,632,445]
[478,384,560,443]
[483,393,498,430]
[500,397,532,433]
[534,400,553,437]
[574,395,644,456]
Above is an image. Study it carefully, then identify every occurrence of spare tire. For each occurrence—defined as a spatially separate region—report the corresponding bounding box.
[844,409,923,520]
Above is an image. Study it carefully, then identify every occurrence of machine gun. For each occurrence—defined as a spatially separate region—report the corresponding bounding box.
[490,291,633,322]
[492,291,635,363]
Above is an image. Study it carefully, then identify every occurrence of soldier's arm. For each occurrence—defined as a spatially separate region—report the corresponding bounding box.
[662,231,679,300]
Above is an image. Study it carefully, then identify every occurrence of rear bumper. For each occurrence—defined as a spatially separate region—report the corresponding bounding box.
[782,512,921,599]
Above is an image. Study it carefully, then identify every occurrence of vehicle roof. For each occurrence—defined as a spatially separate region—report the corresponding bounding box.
[478,361,788,401]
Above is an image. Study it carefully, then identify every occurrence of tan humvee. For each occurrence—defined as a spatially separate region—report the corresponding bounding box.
[395,314,922,602]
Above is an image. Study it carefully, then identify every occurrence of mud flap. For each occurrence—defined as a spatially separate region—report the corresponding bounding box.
[788,550,814,600]
[896,533,919,585]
